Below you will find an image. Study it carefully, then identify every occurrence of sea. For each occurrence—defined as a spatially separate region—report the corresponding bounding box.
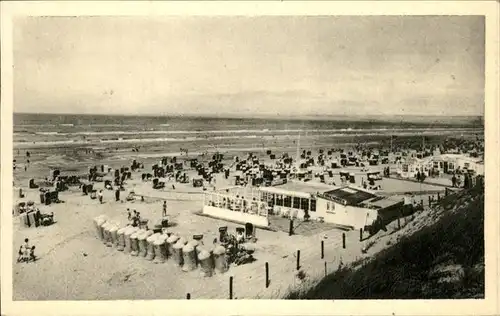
[13,113,483,152]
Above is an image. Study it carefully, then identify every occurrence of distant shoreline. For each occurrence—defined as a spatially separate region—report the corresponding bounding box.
[13,112,484,124]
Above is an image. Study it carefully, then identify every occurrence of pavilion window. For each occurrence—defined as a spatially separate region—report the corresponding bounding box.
[310,199,316,212]
[300,198,309,211]
[293,197,301,209]
[276,195,283,206]
[284,195,292,207]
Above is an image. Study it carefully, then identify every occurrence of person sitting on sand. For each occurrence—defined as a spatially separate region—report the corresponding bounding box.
[23,238,30,251]
[29,246,36,262]
[127,208,131,221]
[20,238,31,262]
[131,210,139,227]
[17,246,24,263]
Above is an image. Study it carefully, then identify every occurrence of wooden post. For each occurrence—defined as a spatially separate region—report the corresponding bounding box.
[296,250,300,270]
[186,293,191,300]
[324,261,327,276]
[437,192,440,201]
[428,196,431,207]
[229,276,233,299]
[342,233,346,249]
[265,262,269,288]
[397,217,401,229]
[359,228,363,242]
[288,219,293,236]
[321,240,324,259]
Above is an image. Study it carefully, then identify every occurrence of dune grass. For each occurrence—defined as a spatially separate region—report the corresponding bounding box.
[285,185,484,299]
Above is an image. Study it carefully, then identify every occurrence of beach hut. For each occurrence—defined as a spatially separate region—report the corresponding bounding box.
[198,250,215,277]
[367,170,382,181]
[213,245,228,273]
[192,177,203,188]
[153,235,168,264]
[152,178,165,190]
[146,233,161,261]
[29,179,39,189]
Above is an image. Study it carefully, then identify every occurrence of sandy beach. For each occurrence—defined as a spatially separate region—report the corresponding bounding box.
[12,134,454,300]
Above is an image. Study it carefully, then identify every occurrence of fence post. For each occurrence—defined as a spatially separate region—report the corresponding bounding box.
[229,276,233,299]
[186,293,191,300]
[321,240,324,259]
[288,219,294,236]
[428,196,431,207]
[397,217,401,229]
[324,261,327,276]
[342,233,346,249]
[265,262,269,288]
[359,228,363,242]
[296,250,300,270]
[437,192,440,201]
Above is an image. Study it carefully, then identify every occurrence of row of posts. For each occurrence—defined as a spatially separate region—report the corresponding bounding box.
[188,190,451,298]
[186,231,353,299]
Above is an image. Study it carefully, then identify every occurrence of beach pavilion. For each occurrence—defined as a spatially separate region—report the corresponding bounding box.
[202,186,270,227]
[202,179,404,231]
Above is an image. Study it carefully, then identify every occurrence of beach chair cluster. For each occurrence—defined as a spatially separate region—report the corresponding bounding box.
[93,215,230,277]
[15,200,55,228]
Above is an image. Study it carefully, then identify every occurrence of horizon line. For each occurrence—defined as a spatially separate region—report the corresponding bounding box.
[13,111,484,119]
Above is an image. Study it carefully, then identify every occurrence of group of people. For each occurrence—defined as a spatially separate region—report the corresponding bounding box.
[97,187,124,204]
[18,202,38,215]
[127,208,142,227]
[451,174,463,188]
[17,238,36,263]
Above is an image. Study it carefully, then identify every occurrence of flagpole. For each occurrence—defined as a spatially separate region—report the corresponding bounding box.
[390,135,393,153]
[296,132,301,171]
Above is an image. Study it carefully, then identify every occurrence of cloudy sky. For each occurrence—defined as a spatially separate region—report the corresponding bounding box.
[13,16,484,116]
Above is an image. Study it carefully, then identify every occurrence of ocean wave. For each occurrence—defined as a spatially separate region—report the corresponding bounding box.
[13,129,480,147]
[89,124,145,127]
[35,132,59,135]
[20,127,480,137]
[16,124,58,127]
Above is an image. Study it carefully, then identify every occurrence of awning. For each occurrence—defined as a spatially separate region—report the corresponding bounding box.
[259,186,311,199]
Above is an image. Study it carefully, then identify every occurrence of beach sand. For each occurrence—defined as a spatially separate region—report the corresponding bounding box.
[12,172,447,299]
[11,135,454,300]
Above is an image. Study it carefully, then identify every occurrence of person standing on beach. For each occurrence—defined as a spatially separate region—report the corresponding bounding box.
[115,188,120,202]
[162,201,167,217]
[131,210,138,227]
[22,238,31,261]
[98,190,103,204]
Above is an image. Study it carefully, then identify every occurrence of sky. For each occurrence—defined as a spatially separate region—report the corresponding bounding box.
[13,16,485,117]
